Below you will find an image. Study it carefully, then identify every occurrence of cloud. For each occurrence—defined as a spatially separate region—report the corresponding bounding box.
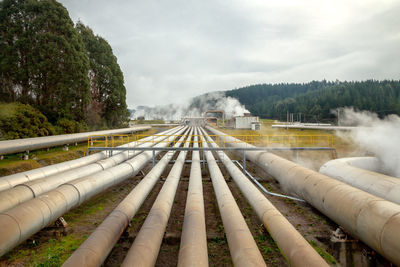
[59,0,400,107]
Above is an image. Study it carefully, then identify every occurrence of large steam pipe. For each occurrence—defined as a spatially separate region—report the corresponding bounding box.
[206,126,400,265]
[0,153,106,192]
[178,127,208,267]
[0,127,179,192]
[320,157,400,205]
[0,127,183,212]
[201,129,327,266]
[0,127,188,257]
[198,128,266,267]
[62,129,191,267]
[0,126,151,156]
[0,125,160,192]
[121,128,193,267]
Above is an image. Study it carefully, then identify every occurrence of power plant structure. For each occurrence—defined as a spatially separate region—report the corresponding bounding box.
[0,123,399,266]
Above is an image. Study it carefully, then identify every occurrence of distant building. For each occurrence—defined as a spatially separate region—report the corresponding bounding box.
[234,116,261,130]
[182,117,206,126]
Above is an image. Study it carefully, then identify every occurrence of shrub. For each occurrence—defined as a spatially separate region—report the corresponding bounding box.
[0,102,55,140]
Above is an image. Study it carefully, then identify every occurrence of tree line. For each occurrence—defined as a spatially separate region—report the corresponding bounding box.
[225,80,400,122]
[0,0,129,138]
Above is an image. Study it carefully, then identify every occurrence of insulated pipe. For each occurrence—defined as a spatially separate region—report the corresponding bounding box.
[178,127,208,267]
[201,129,327,267]
[0,127,183,212]
[0,125,167,192]
[121,128,193,267]
[206,126,400,265]
[0,126,180,192]
[0,125,151,155]
[198,128,266,267]
[0,127,188,257]
[62,129,191,267]
[320,157,400,205]
[0,152,107,192]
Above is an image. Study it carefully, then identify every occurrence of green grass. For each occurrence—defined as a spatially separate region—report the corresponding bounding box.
[2,235,86,267]
[308,240,337,265]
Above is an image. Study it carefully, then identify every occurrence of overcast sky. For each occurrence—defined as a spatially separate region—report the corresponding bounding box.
[59,0,400,108]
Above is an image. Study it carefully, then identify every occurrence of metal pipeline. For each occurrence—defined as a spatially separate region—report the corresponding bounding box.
[0,126,161,192]
[198,128,266,267]
[121,128,193,267]
[320,157,400,205]
[62,128,191,267]
[0,127,188,257]
[201,129,328,267]
[232,160,305,202]
[206,126,400,265]
[0,127,183,213]
[178,127,208,267]
[0,125,150,155]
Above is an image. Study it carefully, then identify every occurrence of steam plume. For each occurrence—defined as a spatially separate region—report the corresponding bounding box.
[132,92,249,120]
[338,107,400,177]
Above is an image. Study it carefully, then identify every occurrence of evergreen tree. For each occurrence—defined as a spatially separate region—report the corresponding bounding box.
[0,0,90,123]
[76,22,129,127]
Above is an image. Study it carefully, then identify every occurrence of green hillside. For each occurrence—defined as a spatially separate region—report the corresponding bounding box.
[225,80,400,121]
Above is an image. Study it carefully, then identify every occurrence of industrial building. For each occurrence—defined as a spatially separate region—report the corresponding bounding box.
[233,114,261,130]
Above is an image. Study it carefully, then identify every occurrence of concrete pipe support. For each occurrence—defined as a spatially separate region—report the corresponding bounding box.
[320,157,400,205]
[62,128,191,267]
[0,127,188,257]
[0,125,151,155]
[206,126,400,265]
[0,127,183,213]
[121,128,193,267]
[202,129,327,266]
[178,127,208,267]
[199,128,266,267]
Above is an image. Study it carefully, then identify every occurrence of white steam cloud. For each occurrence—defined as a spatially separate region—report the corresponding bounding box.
[132,92,249,120]
[338,107,400,177]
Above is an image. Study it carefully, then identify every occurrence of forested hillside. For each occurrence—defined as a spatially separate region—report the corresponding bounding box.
[225,80,400,121]
[0,0,129,139]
